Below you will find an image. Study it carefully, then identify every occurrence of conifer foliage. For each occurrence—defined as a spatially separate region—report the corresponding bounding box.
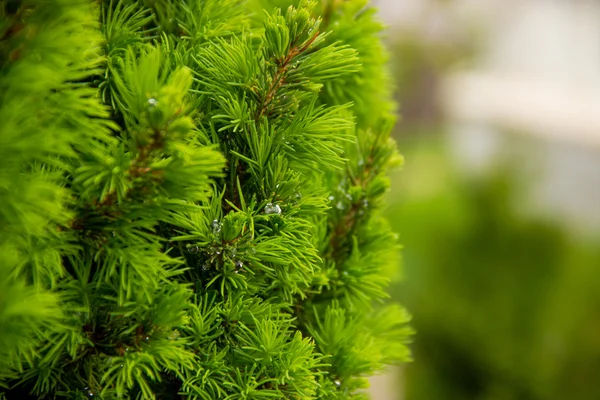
[0,0,412,398]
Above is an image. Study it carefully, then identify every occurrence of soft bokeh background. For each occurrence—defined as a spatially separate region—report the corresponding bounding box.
[368,0,600,399]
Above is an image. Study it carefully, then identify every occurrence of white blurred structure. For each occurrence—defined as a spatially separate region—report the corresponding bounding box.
[376,0,600,234]
[375,0,600,144]
[442,0,600,148]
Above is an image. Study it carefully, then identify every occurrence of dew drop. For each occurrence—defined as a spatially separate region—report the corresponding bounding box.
[211,219,222,234]
[228,247,237,258]
[235,260,244,270]
[328,195,335,202]
[335,201,345,210]
[334,379,341,387]
[264,202,281,215]
[362,199,369,208]
[147,98,158,107]
[202,261,210,271]
[187,245,199,254]
[145,336,149,341]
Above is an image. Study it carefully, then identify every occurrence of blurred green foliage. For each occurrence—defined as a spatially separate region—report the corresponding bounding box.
[387,138,600,400]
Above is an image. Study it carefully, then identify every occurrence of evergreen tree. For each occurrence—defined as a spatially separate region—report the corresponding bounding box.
[0,1,411,398]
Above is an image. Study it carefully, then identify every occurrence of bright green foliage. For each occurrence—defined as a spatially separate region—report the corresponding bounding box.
[0,0,411,398]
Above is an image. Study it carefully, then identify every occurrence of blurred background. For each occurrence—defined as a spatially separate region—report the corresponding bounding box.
[368,0,600,399]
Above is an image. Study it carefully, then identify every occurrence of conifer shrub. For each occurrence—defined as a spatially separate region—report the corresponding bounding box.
[0,1,412,398]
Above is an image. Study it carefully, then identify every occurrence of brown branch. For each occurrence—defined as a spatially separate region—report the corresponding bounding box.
[1,4,34,63]
[255,31,320,120]
[70,128,166,231]
[327,151,377,268]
